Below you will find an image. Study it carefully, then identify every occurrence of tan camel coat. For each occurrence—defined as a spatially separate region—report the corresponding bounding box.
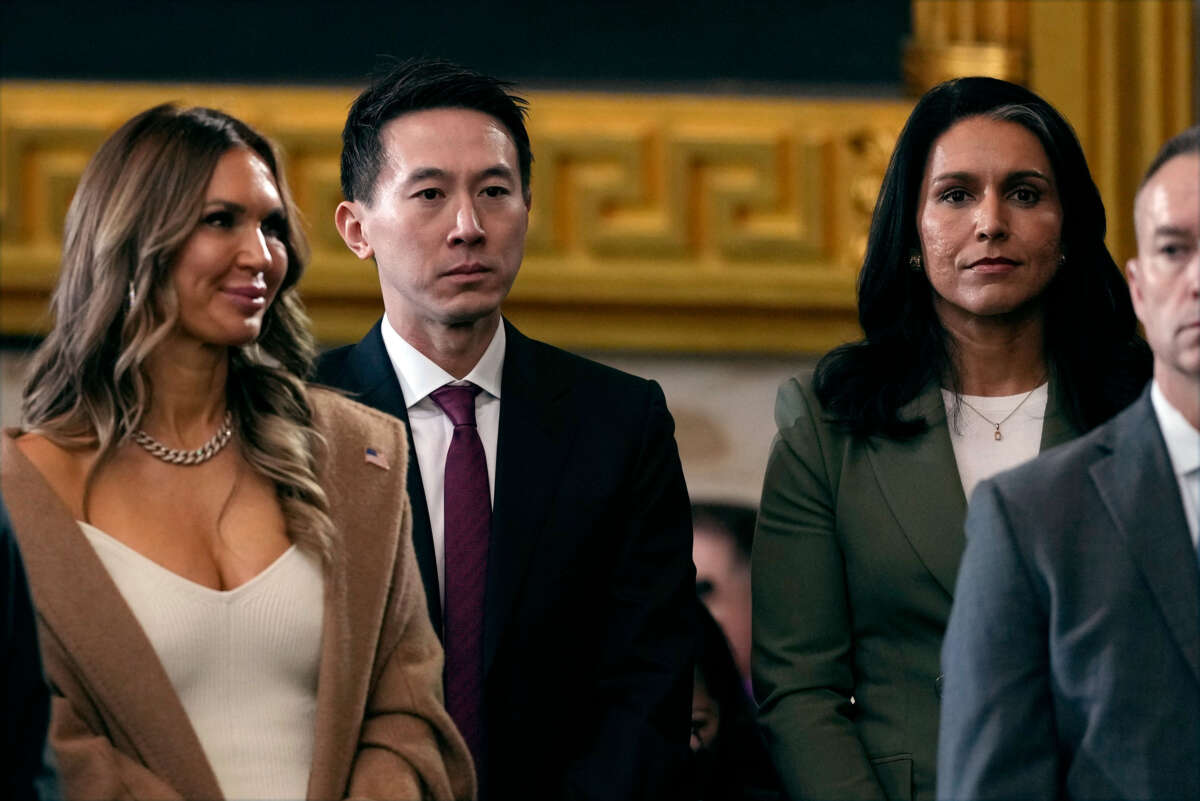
[1,388,475,800]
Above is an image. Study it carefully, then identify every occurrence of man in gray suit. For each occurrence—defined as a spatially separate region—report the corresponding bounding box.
[937,125,1200,800]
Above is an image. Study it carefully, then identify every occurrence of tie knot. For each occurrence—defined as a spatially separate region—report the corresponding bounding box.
[431,383,482,427]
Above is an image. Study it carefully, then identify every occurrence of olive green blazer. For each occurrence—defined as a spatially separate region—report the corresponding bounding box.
[751,375,1079,801]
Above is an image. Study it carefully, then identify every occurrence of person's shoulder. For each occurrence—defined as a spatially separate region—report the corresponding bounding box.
[514,330,659,399]
[307,386,407,450]
[776,369,819,412]
[5,431,91,515]
[772,369,834,435]
[993,401,1127,499]
[312,321,386,388]
[971,400,1135,542]
[312,342,356,385]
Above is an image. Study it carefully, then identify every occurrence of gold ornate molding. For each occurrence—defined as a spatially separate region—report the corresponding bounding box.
[2,2,1193,354]
[905,0,1030,92]
[907,0,1196,263]
[1028,0,1196,262]
[0,81,911,352]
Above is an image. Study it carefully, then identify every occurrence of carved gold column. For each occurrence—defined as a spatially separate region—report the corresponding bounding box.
[904,0,1030,91]
[907,0,1196,263]
[1028,0,1196,261]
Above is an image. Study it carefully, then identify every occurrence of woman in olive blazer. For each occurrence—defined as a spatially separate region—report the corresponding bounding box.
[754,377,1080,799]
[751,78,1150,801]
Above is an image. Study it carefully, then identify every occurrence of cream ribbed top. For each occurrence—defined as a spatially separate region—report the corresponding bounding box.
[942,383,1049,501]
[80,522,324,801]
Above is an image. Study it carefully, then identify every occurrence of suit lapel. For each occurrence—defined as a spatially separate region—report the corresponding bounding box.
[340,322,442,633]
[0,433,223,799]
[866,384,966,598]
[484,322,572,676]
[1039,375,1081,450]
[1090,391,1200,684]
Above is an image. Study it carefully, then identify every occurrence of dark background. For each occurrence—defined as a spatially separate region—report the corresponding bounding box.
[1,0,910,93]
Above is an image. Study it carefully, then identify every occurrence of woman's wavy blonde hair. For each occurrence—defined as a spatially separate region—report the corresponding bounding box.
[22,104,334,562]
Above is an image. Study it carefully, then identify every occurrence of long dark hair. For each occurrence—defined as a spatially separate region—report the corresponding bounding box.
[815,77,1150,439]
[22,104,334,560]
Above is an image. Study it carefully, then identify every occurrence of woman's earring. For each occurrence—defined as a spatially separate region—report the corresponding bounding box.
[908,252,923,272]
[1057,253,1067,268]
[128,280,136,308]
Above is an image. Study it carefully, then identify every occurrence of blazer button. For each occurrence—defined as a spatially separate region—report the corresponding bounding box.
[935,672,944,698]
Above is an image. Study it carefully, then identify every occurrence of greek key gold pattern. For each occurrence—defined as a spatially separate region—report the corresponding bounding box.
[0,82,909,351]
[2,0,1194,355]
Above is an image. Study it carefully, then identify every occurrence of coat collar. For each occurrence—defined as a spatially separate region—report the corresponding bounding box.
[305,390,417,799]
[0,432,224,799]
[1089,387,1200,684]
[337,320,441,633]
[866,377,1081,599]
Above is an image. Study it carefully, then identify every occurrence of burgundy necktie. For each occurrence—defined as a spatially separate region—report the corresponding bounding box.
[430,383,489,779]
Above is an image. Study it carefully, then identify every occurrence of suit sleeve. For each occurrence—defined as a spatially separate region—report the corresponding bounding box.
[346,495,476,801]
[563,380,697,801]
[936,479,1058,800]
[751,379,887,800]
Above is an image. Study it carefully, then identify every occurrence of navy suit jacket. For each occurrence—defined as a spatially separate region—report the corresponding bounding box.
[315,318,697,801]
[938,386,1200,800]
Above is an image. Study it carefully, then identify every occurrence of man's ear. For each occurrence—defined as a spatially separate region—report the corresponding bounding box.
[335,200,374,260]
[1126,257,1146,326]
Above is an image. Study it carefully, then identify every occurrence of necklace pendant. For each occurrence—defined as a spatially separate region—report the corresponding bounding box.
[994,426,1002,441]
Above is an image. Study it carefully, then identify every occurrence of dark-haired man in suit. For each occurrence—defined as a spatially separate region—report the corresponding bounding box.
[938,126,1200,800]
[315,59,696,801]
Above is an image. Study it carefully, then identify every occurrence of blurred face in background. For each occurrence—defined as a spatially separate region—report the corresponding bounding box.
[691,667,720,752]
[694,524,752,682]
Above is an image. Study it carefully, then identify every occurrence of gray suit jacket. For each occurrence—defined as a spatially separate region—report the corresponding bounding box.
[938,386,1200,800]
[753,376,1079,801]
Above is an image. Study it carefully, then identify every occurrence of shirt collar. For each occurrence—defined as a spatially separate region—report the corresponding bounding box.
[1150,380,1200,478]
[379,315,505,409]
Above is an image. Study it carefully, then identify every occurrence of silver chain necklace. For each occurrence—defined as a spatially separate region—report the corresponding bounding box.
[958,385,1042,442]
[132,411,234,465]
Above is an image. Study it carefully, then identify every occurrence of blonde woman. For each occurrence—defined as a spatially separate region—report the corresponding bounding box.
[1,105,474,800]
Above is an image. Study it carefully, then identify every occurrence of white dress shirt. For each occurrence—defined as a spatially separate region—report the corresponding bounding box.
[1150,381,1200,548]
[380,315,504,603]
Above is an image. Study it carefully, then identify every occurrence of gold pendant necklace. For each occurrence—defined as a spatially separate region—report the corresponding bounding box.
[958,384,1042,442]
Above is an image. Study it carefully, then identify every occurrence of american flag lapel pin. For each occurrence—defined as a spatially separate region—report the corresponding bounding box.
[364,447,390,470]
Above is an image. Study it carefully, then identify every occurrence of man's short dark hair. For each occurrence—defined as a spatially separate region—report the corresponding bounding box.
[341,58,532,205]
[1138,125,1200,191]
